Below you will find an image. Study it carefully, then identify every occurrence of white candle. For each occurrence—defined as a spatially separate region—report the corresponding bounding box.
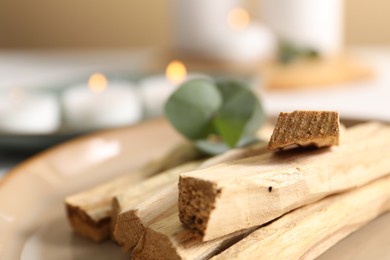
[173,0,239,54]
[0,89,60,134]
[138,75,177,119]
[138,61,209,118]
[204,23,275,63]
[62,73,142,131]
[173,3,275,63]
[261,0,343,55]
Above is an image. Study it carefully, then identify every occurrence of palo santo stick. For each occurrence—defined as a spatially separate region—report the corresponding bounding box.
[132,206,257,260]
[179,122,390,241]
[118,184,178,252]
[113,142,268,252]
[131,124,350,259]
[212,174,390,260]
[111,162,201,245]
[268,110,340,150]
[65,142,200,242]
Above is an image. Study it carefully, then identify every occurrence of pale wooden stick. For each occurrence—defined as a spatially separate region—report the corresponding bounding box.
[118,184,178,252]
[111,162,201,245]
[132,206,257,260]
[212,174,390,260]
[179,122,390,241]
[130,123,371,259]
[65,142,199,242]
[113,142,268,252]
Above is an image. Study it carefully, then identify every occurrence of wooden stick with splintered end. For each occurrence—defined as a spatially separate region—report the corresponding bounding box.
[65,119,272,243]
[111,161,201,249]
[132,206,256,260]
[268,110,340,150]
[65,142,199,242]
[212,174,390,260]
[116,185,178,252]
[179,122,390,241]
[113,142,268,252]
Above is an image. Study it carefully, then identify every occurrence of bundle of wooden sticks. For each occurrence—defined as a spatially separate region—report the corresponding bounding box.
[65,111,390,259]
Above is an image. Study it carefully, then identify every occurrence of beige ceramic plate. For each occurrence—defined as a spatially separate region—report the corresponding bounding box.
[1,118,390,260]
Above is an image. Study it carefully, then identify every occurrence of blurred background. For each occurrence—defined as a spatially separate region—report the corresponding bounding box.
[1,0,390,48]
[0,0,389,175]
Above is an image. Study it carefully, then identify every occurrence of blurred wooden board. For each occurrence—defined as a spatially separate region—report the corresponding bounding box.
[263,55,373,91]
[159,51,373,92]
[156,49,266,76]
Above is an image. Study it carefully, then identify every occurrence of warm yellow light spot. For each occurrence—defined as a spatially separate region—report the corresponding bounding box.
[88,73,108,93]
[165,60,187,84]
[227,8,250,31]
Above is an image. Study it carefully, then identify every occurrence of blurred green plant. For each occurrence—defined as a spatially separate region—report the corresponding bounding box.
[278,40,320,64]
[165,78,266,155]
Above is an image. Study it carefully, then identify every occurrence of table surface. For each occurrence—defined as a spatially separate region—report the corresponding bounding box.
[1,47,389,177]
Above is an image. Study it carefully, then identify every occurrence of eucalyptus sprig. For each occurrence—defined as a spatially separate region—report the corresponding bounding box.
[164,78,266,155]
[278,40,320,64]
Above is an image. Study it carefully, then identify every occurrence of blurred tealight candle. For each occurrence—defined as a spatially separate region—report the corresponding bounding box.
[62,73,142,131]
[0,89,60,134]
[138,60,208,118]
[212,8,275,63]
[173,0,238,54]
[173,1,275,63]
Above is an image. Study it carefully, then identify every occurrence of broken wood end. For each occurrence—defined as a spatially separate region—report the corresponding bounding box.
[268,110,340,151]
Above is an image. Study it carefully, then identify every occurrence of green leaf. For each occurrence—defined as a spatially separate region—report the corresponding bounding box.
[164,79,222,140]
[165,78,266,155]
[278,40,320,64]
[195,140,230,155]
[243,97,266,137]
[213,80,265,147]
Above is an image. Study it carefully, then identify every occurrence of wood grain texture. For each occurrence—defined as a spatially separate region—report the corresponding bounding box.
[179,122,390,241]
[113,142,268,252]
[132,208,257,260]
[268,110,340,150]
[212,174,390,260]
[65,142,199,242]
[111,162,201,249]
[120,185,179,253]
